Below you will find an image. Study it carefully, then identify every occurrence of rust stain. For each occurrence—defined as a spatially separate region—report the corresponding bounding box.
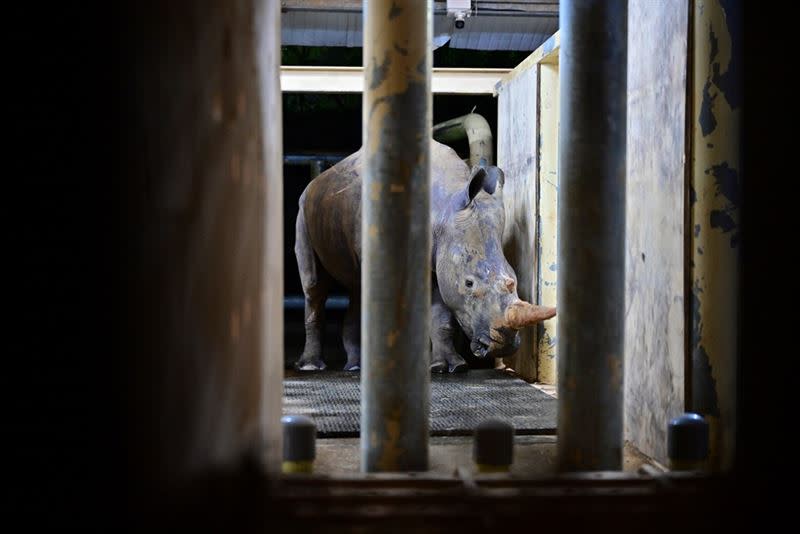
[370,182,383,201]
[237,90,246,116]
[243,296,252,326]
[211,92,223,123]
[368,224,378,239]
[389,183,405,193]
[230,153,241,183]
[378,407,405,469]
[243,158,251,186]
[387,329,399,348]
[566,375,577,392]
[608,354,622,389]
[572,448,583,467]
[230,308,241,342]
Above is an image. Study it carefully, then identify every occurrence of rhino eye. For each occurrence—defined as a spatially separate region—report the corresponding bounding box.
[465,279,474,288]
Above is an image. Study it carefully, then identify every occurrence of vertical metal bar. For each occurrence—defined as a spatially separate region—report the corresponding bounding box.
[689,0,741,473]
[256,0,285,476]
[557,0,628,471]
[361,0,432,472]
[120,0,283,484]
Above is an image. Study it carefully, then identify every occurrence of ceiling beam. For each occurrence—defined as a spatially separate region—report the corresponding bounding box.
[280,66,511,94]
[281,1,558,17]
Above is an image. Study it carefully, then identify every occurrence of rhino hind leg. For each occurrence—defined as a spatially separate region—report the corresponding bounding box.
[342,292,361,371]
[431,287,468,374]
[295,207,330,371]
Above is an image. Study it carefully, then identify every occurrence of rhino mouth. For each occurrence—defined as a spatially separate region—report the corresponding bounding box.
[471,337,491,358]
[472,330,519,359]
[472,333,502,358]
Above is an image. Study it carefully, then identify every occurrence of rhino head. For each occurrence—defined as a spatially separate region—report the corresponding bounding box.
[434,163,556,359]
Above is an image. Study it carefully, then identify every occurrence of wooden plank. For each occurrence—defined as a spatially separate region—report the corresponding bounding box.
[494,31,559,92]
[535,60,559,385]
[280,66,510,94]
[623,0,688,465]
[498,65,538,381]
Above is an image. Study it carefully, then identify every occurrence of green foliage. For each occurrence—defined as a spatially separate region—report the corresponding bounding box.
[281,45,530,69]
[282,46,363,67]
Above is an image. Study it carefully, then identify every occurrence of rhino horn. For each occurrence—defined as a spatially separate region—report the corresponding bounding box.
[504,300,557,329]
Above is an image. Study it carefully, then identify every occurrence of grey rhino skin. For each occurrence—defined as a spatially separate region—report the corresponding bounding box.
[294,140,556,372]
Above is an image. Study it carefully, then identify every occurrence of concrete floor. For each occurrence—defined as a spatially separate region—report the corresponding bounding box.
[289,369,660,478]
[312,435,659,477]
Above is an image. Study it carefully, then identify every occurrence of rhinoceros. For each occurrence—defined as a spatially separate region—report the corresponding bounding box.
[294,140,556,373]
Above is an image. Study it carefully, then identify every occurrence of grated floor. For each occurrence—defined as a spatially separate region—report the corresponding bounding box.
[283,369,557,437]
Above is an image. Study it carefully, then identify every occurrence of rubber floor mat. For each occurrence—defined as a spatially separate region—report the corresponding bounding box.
[283,369,557,437]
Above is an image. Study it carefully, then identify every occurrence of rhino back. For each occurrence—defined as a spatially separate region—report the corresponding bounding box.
[300,141,469,288]
[430,141,471,218]
[302,150,363,289]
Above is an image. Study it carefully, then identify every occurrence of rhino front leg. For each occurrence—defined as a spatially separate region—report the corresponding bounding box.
[295,207,330,371]
[431,286,468,373]
[342,292,361,371]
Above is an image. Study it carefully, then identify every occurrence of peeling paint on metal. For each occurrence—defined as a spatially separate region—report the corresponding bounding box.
[709,209,735,233]
[699,80,717,136]
[389,2,402,20]
[369,52,391,90]
[690,0,740,473]
[707,161,740,207]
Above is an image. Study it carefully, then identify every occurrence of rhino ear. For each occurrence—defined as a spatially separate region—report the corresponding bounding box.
[457,164,502,210]
[469,164,504,198]
[466,166,488,202]
[488,166,505,189]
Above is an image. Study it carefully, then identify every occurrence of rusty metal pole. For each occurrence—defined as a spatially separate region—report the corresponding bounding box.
[557,0,627,471]
[119,0,284,485]
[361,0,432,472]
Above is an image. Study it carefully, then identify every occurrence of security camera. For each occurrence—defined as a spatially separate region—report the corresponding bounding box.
[448,0,470,29]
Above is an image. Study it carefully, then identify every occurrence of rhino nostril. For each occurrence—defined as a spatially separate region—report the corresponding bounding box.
[506,279,516,293]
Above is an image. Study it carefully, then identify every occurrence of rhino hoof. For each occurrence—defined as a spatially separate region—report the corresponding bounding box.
[343,362,360,372]
[430,361,447,373]
[449,362,469,373]
[296,359,326,371]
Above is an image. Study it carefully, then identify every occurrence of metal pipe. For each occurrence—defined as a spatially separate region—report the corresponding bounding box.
[432,113,493,167]
[283,153,347,166]
[282,1,559,17]
[361,0,432,472]
[284,295,349,310]
[119,0,284,484]
[309,159,322,179]
[556,0,627,472]
[689,0,741,473]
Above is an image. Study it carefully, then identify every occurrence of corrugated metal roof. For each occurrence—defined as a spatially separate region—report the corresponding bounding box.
[446,15,556,51]
[282,12,558,52]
